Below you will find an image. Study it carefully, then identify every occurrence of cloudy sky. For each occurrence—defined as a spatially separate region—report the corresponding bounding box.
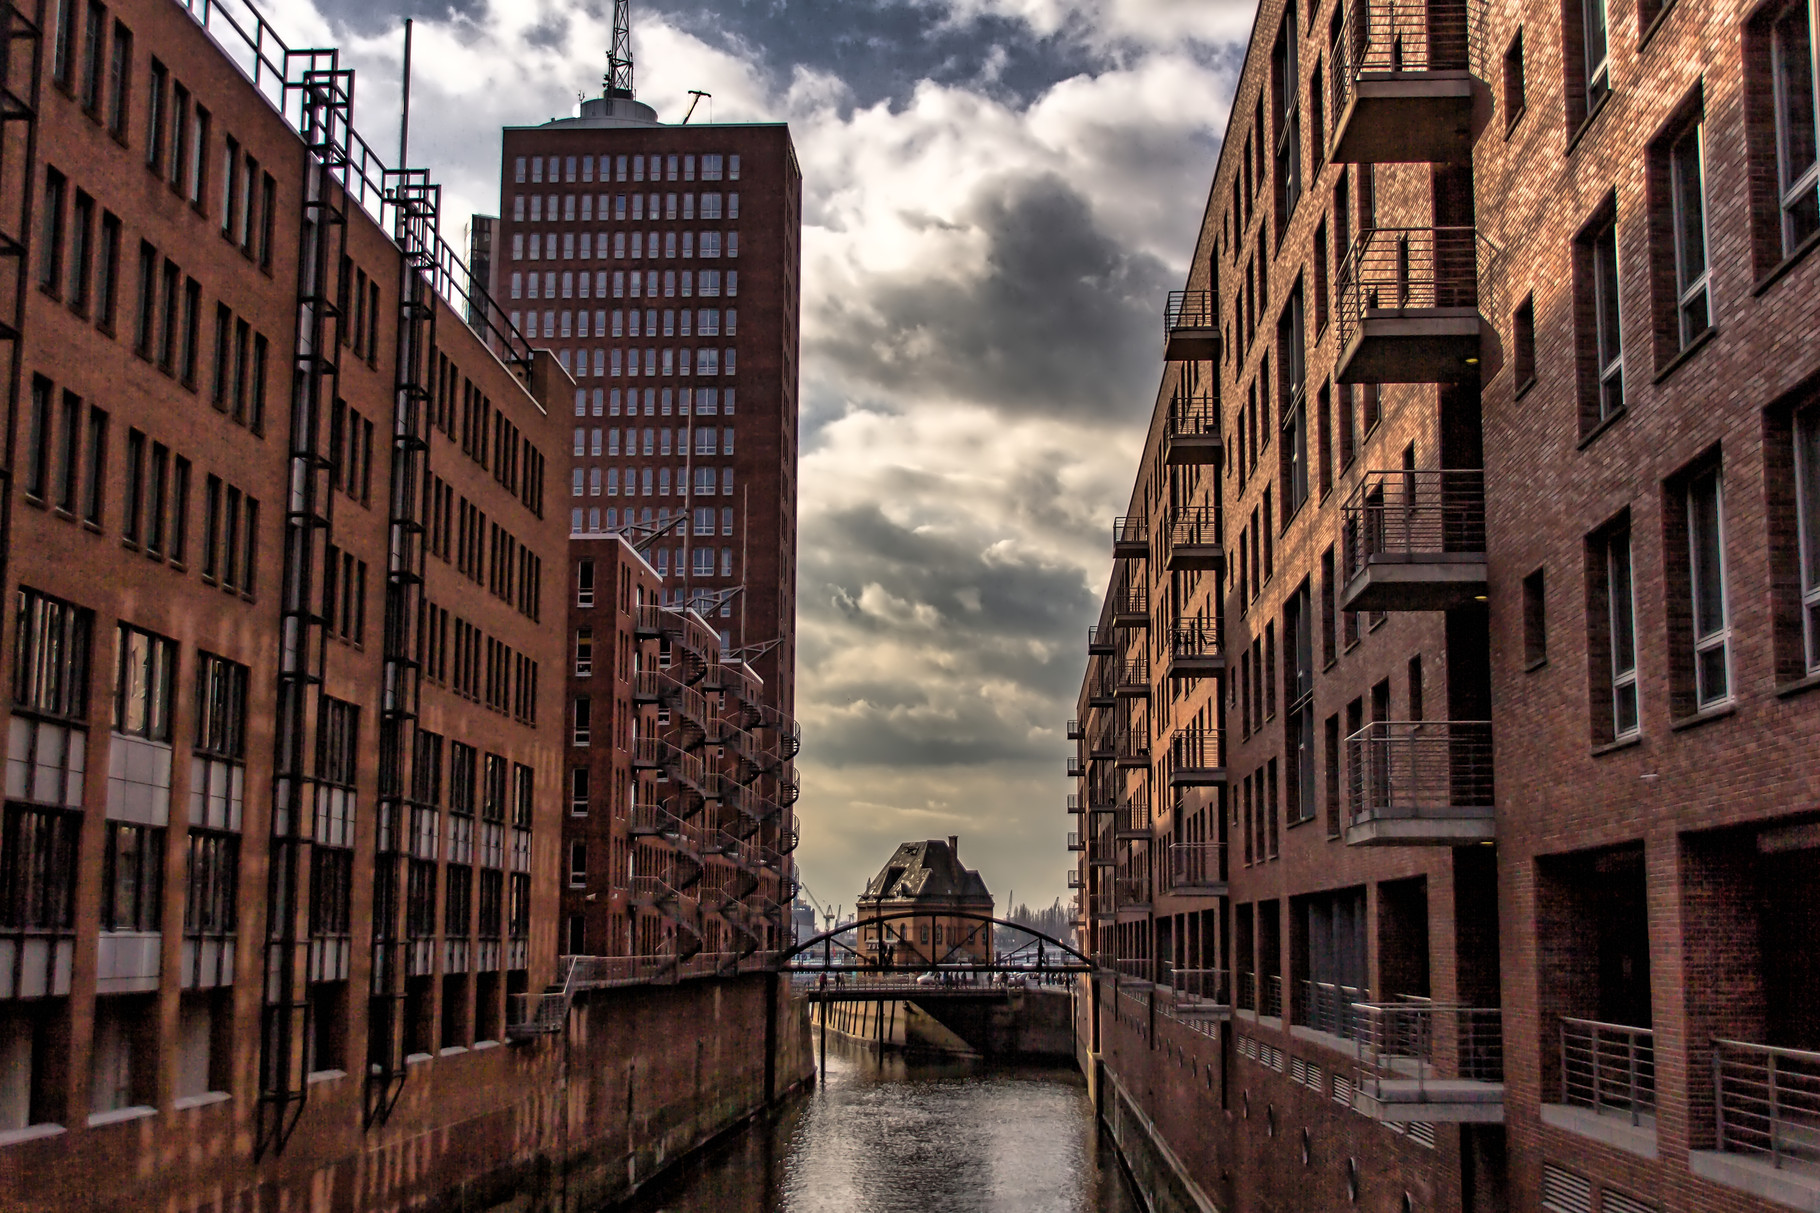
[251,0,1247,915]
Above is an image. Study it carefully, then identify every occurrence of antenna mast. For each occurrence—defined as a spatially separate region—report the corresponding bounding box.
[606,0,635,98]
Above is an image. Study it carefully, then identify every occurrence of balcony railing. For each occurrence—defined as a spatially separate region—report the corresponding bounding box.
[1115,796,1151,838]
[1168,841,1226,892]
[1169,727,1227,786]
[1329,0,1479,163]
[1345,720,1494,845]
[1167,504,1223,573]
[1354,1001,1506,1121]
[1067,831,1085,852]
[1239,973,1284,1019]
[1111,582,1148,627]
[1067,869,1083,889]
[1167,621,1225,679]
[1113,515,1149,559]
[1087,625,1115,654]
[1300,979,1374,1041]
[1560,1017,1656,1126]
[1164,290,1220,361]
[1116,727,1150,767]
[1340,469,1487,611]
[1336,227,1484,383]
[1066,718,1084,741]
[1114,876,1150,907]
[1713,1039,1820,1173]
[1115,656,1150,698]
[1171,967,1232,1008]
[1115,956,1154,983]
[1164,394,1222,465]
[1067,756,1086,777]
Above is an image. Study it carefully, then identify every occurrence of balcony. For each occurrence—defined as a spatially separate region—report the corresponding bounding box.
[1167,841,1226,894]
[1238,973,1285,1022]
[1298,979,1374,1043]
[1067,831,1085,852]
[1114,877,1151,912]
[1698,1039,1820,1196]
[1114,656,1150,699]
[1116,727,1150,769]
[1168,727,1227,786]
[1067,870,1083,890]
[1341,469,1487,611]
[1066,756,1087,778]
[1353,1002,1506,1123]
[1545,1018,1657,1153]
[1336,227,1484,384]
[1087,661,1117,707]
[1113,515,1149,560]
[1329,0,1479,164]
[1114,797,1151,840]
[1087,625,1115,655]
[1111,583,1148,629]
[1167,506,1223,573]
[1345,720,1494,845]
[1066,719,1084,741]
[1066,793,1083,816]
[1164,290,1220,362]
[1164,394,1222,466]
[1169,968,1233,1016]
[1167,622,1225,680]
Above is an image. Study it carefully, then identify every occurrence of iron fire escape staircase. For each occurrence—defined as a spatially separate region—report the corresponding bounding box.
[0,0,43,621]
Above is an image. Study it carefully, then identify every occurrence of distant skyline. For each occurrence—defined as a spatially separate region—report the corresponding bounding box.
[267,0,1250,908]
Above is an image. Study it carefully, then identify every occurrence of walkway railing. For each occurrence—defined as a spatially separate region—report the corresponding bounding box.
[1355,1002,1503,1100]
[1713,1039,1820,1172]
[1301,979,1374,1041]
[1560,1017,1655,1125]
[1171,967,1231,1006]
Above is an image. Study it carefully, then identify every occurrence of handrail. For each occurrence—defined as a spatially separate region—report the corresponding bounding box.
[1336,226,1484,357]
[1341,469,1486,582]
[1346,719,1493,822]
[1560,1016,1655,1125]
[1330,0,1483,127]
[1714,1038,1820,1171]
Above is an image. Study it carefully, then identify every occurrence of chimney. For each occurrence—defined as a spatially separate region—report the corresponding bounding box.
[948,835,958,862]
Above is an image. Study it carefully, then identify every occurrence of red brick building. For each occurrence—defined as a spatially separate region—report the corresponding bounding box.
[0,1,808,1209]
[487,77,803,974]
[1074,0,1820,1206]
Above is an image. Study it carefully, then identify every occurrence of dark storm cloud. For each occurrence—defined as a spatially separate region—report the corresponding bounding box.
[813,173,1172,423]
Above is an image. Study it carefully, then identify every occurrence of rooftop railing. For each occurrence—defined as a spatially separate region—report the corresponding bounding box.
[1341,469,1487,582]
[1713,1039,1820,1173]
[1560,1017,1656,1126]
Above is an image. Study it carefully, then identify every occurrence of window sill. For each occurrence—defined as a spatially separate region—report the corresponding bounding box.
[1752,226,1820,297]
[1576,405,1628,451]
[1503,105,1527,140]
[1671,701,1735,731]
[1565,89,1616,158]
[171,1091,231,1111]
[1637,0,1682,52]
[1590,733,1643,757]
[1653,325,1717,384]
[438,1046,468,1058]
[86,1106,155,1129]
[474,1039,502,1050]
[1513,374,1537,402]
[1523,655,1548,673]
[406,1052,434,1066]
[1778,670,1820,699]
[0,1124,66,1148]
[307,1068,347,1085]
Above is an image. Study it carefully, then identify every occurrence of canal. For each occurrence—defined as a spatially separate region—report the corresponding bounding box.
[613,1035,1143,1212]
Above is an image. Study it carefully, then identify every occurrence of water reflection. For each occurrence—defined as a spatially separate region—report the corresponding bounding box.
[615,1035,1140,1213]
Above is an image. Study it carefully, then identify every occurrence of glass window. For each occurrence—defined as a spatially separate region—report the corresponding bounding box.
[1606,526,1640,738]
[1798,405,1820,673]
[1686,466,1730,707]
[1773,0,1820,253]
[1592,216,1624,422]
[113,624,175,741]
[1670,122,1711,347]
[1583,0,1611,112]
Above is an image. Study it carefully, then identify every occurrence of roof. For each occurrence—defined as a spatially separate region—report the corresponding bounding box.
[859,840,992,905]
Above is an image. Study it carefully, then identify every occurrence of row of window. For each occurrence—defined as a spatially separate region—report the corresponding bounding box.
[512,190,739,223]
[511,229,740,263]
[574,427,737,458]
[427,323,549,523]
[416,600,541,725]
[513,151,739,186]
[513,268,736,304]
[535,344,739,379]
[571,465,738,499]
[506,300,738,343]
[574,386,735,419]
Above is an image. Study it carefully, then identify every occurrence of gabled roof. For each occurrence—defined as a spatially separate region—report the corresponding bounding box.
[860,840,992,905]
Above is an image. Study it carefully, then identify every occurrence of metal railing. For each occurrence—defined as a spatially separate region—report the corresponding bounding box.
[1166,290,1217,332]
[1166,394,1221,442]
[1115,876,1150,906]
[1347,720,1493,825]
[1560,1017,1656,1125]
[1170,727,1226,777]
[1067,719,1084,740]
[1341,470,1486,583]
[1169,504,1222,551]
[1330,0,1481,123]
[1116,656,1150,693]
[1113,515,1149,552]
[1355,1002,1503,1099]
[1168,841,1226,889]
[1115,956,1154,983]
[1337,227,1482,354]
[1067,870,1083,889]
[1111,581,1148,620]
[1088,625,1115,651]
[1116,796,1151,836]
[1067,831,1085,852]
[1170,620,1224,664]
[1239,972,1284,1018]
[1714,1039,1820,1171]
[1117,728,1150,764]
[1301,980,1374,1041]
[1067,756,1087,777]
[1171,968,1232,1006]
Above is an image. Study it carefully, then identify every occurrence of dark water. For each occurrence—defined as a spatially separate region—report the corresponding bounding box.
[613,1036,1143,1213]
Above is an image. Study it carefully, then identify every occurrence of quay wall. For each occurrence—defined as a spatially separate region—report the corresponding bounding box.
[3,975,813,1213]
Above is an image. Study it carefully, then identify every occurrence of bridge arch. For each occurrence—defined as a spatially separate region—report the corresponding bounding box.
[776,909,1092,971]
